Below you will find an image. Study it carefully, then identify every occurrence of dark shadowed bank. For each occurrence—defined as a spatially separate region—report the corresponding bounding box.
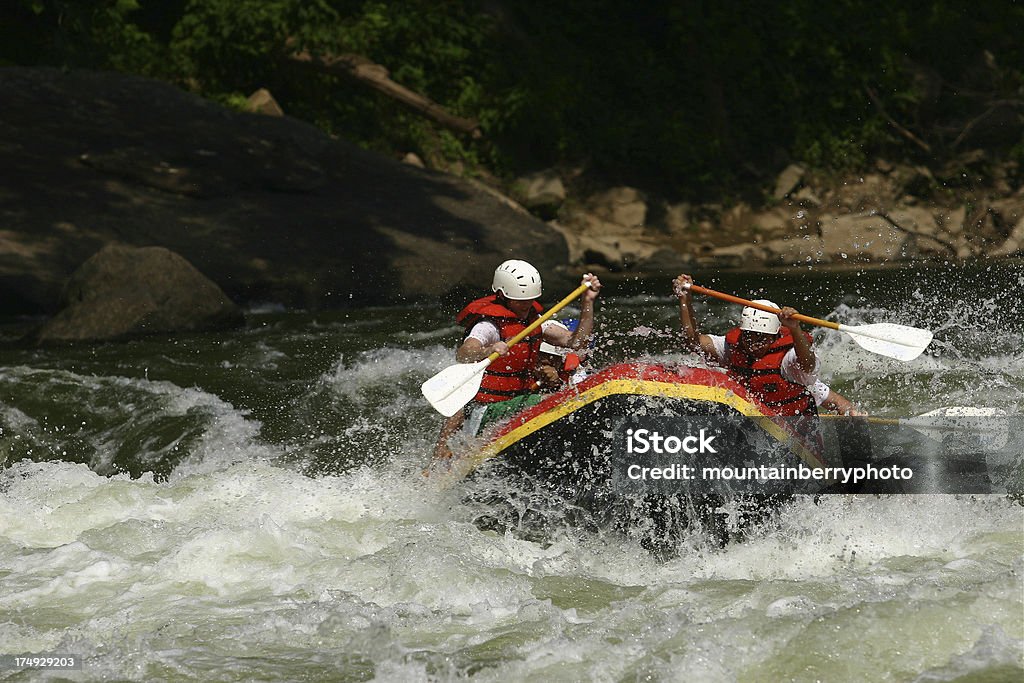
[3,66,1022,333]
[0,67,567,317]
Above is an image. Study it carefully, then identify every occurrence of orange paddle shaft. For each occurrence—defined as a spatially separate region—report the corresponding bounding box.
[686,283,841,331]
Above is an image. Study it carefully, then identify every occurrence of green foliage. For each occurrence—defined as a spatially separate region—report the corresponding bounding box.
[1,0,1021,199]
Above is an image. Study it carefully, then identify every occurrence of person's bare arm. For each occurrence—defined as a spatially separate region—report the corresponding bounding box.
[673,273,718,360]
[821,389,866,416]
[456,338,509,363]
[432,412,465,462]
[778,307,816,375]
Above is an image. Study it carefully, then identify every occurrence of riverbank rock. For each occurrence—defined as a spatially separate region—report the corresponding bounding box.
[32,245,244,345]
[773,164,805,199]
[553,187,665,270]
[0,67,566,315]
[513,169,566,217]
[245,88,284,117]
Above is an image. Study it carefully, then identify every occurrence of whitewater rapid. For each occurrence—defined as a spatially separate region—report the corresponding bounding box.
[1,267,1022,680]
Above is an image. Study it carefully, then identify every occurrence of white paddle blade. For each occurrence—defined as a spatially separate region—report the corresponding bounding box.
[838,323,933,361]
[421,359,490,417]
[908,407,1009,450]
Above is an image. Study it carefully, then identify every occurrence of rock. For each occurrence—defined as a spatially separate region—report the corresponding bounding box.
[402,152,425,168]
[817,213,913,261]
[832,173,896,212]
[905,165,936,197]
[653,201,692,234]
[710,243,769,268]
[885,207,939,236]
[0,68,567,313]
[759,235,829,265]
[33,245,244,344]
[514,169,566,214]
[245,88,284,117]
[464,177,532,216]
[555,191,662,270]
[587,186,647,228]
[793,187,821,206]
[720,203,755,235]
[875,159,894,174]
[993,217,1024,256]
[994,179,1013,196]
[936,207,966,236]
[773,164,805,199]
[991,198,1024,233]
[962,204,1003,247]
[638,248,693,272]
[750,207,797,235]
[549,216,658,270]
[990,223,1022,257]
[885,207,952,256]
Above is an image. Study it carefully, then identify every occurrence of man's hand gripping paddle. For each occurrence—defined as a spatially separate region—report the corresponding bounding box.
[422,282,591,417]
[683,282,933,361]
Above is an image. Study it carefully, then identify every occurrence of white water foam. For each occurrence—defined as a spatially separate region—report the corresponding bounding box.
[0,453,1020,681]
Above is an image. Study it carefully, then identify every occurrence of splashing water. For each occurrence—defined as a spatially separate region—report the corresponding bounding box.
[0,265,1021,680]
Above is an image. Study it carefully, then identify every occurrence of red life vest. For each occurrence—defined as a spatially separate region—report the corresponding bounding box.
[560,353,581,382]
[723,327,818,417]
[456,295,545,403]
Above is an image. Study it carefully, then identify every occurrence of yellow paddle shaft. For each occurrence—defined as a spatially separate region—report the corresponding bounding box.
[486,282,591,362]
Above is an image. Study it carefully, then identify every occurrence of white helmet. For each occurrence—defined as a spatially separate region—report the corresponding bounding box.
[539,320,570,356]
[740,300,781,335]
[492,259,542,300]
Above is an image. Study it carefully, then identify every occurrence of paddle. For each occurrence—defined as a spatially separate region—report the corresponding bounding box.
[422,282,591,417]
[683,283,933,361]
[821,407,1008,450]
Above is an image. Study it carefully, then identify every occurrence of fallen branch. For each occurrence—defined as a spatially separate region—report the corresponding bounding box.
[875,211,956,256]
[287,48,482,139]
[865,86,932,154]
[952,99,1024,149]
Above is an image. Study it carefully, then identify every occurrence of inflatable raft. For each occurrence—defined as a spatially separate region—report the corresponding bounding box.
[450,363,865,550]
[464,362,838,477]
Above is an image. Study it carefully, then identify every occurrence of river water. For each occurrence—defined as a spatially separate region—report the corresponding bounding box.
[0,264,1021,681]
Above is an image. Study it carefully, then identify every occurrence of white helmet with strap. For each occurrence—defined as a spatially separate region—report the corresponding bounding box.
[492,259,542,300]
[740,300,781,335]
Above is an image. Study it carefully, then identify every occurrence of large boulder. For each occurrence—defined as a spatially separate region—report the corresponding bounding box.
[0,68,567,315]
[33,245,244,345]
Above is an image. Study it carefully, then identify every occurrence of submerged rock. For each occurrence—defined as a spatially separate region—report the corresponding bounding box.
[33,244,244,344]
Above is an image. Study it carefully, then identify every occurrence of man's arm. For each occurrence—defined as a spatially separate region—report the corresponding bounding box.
[432,412,465,462]
[457,322,509,362]
[543,273,603,352]
[777,307,816,375]
[570,273,602,351]
[820,389,866,416]
[673,273,719,359]
[456,338,509,362]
